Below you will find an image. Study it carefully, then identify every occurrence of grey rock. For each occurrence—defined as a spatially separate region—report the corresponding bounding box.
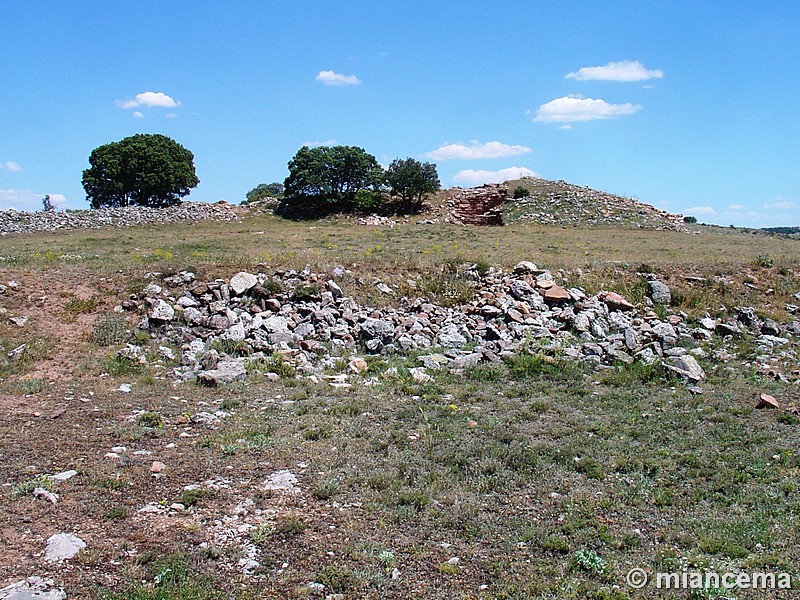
[665,355,705,381]
[0,577,66,600]
[230,272,258,295]
[647,280,671,305]
[197,361,247,386]
[513,261,539,274]
[45,533,86,562]
[437,324,468,347]
[449,352,482,370]
[148,299,174,322]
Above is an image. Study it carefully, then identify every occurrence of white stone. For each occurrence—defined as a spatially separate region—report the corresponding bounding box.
[44,533,86,562]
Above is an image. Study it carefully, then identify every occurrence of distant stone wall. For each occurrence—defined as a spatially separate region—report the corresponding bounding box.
[0,201,242,236]
[448,184,507,225]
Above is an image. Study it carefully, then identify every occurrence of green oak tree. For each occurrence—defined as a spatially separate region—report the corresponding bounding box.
[385,158,440,212]
[283,145,383,210]
[82,134,199,208]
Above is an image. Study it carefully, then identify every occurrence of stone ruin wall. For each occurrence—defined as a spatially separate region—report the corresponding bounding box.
[448,184,507,226]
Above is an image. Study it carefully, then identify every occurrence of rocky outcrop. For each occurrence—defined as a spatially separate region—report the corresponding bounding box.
[448,184,506,225]
[0,201,241,236]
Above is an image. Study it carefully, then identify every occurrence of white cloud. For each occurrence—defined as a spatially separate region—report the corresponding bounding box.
[453,167,541,186]
[727,204,745,211]
[132,111,145,119]
[566,60,664,82]
[533,96,641,123]
[426,141,532,161]
[315,70,361,86]
[764,200,797,209]
[3,161,22,172]
[116,91,180,110]
[683,206,716,216]
[0,189,68,212]
[302,139,338,147]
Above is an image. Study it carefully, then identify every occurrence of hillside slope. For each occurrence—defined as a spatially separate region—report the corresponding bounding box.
[499,177,685,229]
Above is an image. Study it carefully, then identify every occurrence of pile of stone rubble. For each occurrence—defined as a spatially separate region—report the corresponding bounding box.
[504,178,686,230]
[124,263,800,387]
[0,202,241,236]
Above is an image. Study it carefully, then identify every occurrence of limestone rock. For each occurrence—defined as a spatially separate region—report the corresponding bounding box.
[45,533,86,562]
[665,355,705,381]
[230,272,258,295]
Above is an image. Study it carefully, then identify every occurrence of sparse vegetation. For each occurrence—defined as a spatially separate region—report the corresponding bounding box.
[0,209,799,598]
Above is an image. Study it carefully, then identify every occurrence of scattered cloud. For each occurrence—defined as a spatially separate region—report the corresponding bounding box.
[116,91,181,110]
[727,204,745,211]
[566,60,664,82]
[683,206,716,216]
[426,141,532,161]
[764,200,797,209]
[132,111,145,119]
[453,166,540,186]
[0,189,67,212]
[315,70,361,86]
[533,96,641,123]
[302,139,338,147]
[3,161,22,172]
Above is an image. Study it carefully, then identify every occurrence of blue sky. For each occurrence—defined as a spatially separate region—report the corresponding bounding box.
[2,1,799,226]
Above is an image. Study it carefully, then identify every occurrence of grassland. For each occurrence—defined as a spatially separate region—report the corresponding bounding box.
[0,215,798,598]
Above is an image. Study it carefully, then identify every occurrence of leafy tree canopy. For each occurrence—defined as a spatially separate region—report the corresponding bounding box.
[245,182,284,204]
[82,134,199,209]
[283,145,383,208]
[385,158,440,212]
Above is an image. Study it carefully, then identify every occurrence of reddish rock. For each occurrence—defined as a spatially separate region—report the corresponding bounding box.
[604,291,635,311]
[543,285,571,304]
[756,393,779,409]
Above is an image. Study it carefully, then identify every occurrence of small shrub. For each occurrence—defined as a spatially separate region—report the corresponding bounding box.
[312,477,340,500]
[16,377,44,394]
[291,284,320,301]
[92,314,129,346]
[570,548,608,578]
[178,488,214,507]
[136,412,164,429]
[13,475,55,497]
[683,215,698,224]
[63,296,99,318]
[353,189,384,212]
[418,272,474,306]
[273,515,308,535]
[512,186,530,199]
[106,355,146,377]
[755,255,774,269]
[210,338,251,357]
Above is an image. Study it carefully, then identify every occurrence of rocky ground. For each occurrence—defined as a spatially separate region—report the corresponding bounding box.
[1,213,799,599]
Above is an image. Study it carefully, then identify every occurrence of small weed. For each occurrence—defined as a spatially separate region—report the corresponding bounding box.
[313,565,356,594]
[107,506,128,520]
[291,284,320,301]
[136,412,164,429]
[273,515,308,535]
[570,548,609,578]
[106,355,147,377]
[16,377,44,394]
[312,477,340,500]
[92,313,129,346]
[91,476,129,490]
[210,338,251,357]
[63,295,99,319]
[178,488,214,508]
[13,475,55,497]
